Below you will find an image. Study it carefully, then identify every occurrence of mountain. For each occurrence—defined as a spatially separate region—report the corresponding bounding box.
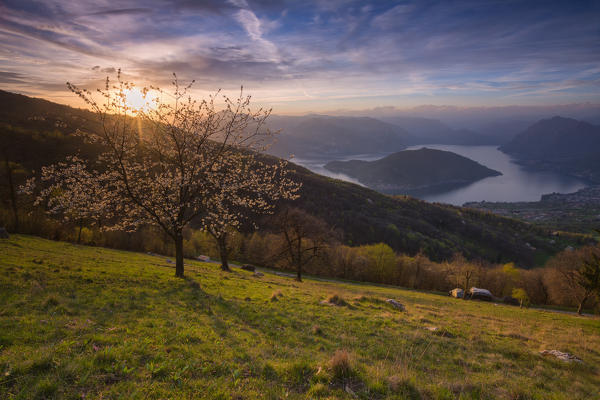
[378,116,502,145]
[324,148,501,195]
[0,90,590,267]
[266,115,412,157]
[499,116,600,182]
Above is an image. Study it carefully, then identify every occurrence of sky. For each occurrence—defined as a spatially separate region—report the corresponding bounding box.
[0,0,599,113]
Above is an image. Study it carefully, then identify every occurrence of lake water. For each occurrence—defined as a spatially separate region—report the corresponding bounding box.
[293,145,588,206]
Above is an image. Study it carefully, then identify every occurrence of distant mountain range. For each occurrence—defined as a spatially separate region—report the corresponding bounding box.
[267,115,411,157]
[266,114,511,158]
[500,116,600,183]
[324,148,501,195]
[376,116,502,145]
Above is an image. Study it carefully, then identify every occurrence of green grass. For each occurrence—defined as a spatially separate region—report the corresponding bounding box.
[1,235,599,399]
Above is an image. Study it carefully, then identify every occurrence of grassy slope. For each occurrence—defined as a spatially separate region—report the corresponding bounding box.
[1,236,599,399]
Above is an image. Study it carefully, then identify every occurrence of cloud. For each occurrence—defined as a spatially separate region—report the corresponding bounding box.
[0,0,597,112]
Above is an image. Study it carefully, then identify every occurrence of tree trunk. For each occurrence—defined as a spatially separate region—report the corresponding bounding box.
[175,232,184,278]
[577,294,589,315]
[77,220,83,244]
[4,158,18,232]
[218,235,231,272]
[463,276,470,300]
[295,240,302,282]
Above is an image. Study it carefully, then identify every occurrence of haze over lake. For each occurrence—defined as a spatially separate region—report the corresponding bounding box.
[294,145,588,206]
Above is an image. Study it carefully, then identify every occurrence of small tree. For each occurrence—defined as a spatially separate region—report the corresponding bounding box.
[0,127,29,231]
[512,288,530,309]
[203,156,299,271]
[34,71,298,278]
[32,158,104,243]
[447,253,477,300]
[273,207,334,282]
[550,244,600,315]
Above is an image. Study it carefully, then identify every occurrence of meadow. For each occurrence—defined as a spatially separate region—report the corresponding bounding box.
[0,235,599,399]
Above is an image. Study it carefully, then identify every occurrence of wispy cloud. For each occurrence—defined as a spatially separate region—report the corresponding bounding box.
[0,0,598,111]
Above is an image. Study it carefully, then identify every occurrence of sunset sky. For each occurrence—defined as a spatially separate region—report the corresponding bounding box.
[1,0,599,113]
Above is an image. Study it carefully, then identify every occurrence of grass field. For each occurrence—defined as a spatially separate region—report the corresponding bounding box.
[0,235,599,399]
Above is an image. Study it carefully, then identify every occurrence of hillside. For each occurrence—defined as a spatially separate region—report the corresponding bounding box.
[324,148,501,194]
[267,115,411,158]
[0,90,592,266]
[1,235,599,399]
[499,116,600,183]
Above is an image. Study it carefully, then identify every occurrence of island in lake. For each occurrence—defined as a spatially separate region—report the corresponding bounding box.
[324,148,502,195]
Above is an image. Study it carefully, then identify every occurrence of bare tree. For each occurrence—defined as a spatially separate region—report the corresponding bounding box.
[273,207,334,282]
[0,129,28,231]
[447,253,477,300]
[549,244,600,314]
[31,71,298,277]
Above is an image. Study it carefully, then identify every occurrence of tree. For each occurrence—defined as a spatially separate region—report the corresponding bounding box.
[33,71,298,278]
[29,157,105,243]
[502,262,521,297]
[273,207,334,282]
[356,243,397,283]
[0,129,29,232]
[447,253,477,300]
[549,245,600,315]
[202,157,299,271]
[512,288,530,309]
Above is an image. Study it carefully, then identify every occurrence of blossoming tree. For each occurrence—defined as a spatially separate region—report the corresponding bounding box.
[38,71,299,277]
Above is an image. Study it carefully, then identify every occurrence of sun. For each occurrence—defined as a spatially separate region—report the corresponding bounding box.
[123,87,149,111]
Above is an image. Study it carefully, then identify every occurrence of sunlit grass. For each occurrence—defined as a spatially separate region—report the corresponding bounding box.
[1,235,598,399]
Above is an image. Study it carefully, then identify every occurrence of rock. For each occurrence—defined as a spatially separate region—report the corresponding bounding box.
[196,255,210,262]
[253,272,264,278]
[425,326,438,332]
[241,264,256,272]
[540,350,582,363]
[467,287,493,301]
[385,299,405,311]
[0,227,9,239]
[165,259,174,264]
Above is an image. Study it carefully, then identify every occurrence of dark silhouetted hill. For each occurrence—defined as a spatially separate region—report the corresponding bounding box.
[324,148,501,194]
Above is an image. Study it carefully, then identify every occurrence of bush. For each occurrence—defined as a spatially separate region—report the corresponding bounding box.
[328,349,353,383]
[327,294,347,306]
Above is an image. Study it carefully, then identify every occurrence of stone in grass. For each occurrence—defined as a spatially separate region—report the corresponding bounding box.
[540,350,582,363]
[253,271,264,278]
[0,227,8,239]
[241,264,256,272]
[385,299,405,311]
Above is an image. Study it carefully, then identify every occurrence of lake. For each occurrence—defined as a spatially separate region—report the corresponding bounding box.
[292,145,588,206]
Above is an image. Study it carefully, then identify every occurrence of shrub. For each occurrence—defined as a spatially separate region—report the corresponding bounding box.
[327,294,347,307]
[270,290,283,302]
[328,349,353,383]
